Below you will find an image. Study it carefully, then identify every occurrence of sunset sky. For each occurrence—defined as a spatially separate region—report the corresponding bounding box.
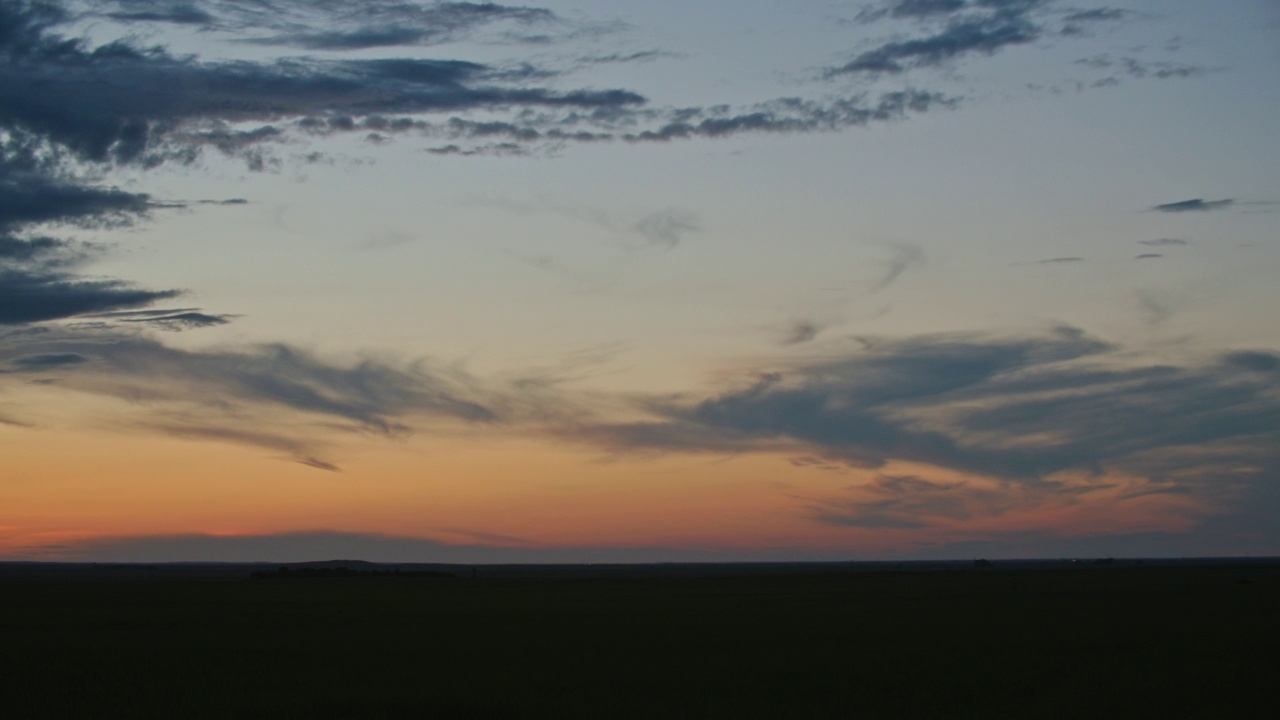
[2,0,1278,563]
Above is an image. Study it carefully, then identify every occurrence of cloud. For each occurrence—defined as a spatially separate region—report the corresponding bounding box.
[0,326,590,463]
[11,529,816,564]
[624,91,956,142]
[144,422,340,471]
[633,209,699,249]
[0,1,974,170]
[0,331,499,428]
[1060,8,1132,35]
[872,243,926,292]
[118,311,234,330]
[298,457,341,472]
[828,6,1042,77]
[0,2,644,167]
[0,168,153,231]
[1077,55,1208,81]
[0,0,661,329]
[1152,199,1234,213]
[1037,256,1083,264]
[0,167,182,324]
[856,0,969,24]
[1135,253,1163,260]
[840,2,1154,86]
[563,328,1280,497]
[1064,8,1129,23]
[1139,238,1188,247]
[781,320,824,346]
[104,3,214,26]
[577,50,672,66]
[805,473,1001,529]
[1,351,86,371]
[95,1,562,48]
[0,269,182,324]
[892,1,969,19]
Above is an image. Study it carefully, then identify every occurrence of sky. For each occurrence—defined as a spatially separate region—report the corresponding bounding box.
[2,0,1279,563]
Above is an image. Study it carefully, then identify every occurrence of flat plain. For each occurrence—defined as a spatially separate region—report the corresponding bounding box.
[2,561,1277,719]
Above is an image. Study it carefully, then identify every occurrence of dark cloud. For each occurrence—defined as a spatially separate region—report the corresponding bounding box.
[0,1,645,168]
[573,328,1114,470]
[76,307,235,331]
[1,45,644,168]
[840,2,1148,81]
[0,269,181,324]
[244,27,453,51]
[0,151,181,324]
[1223,351,1280,374]
[1037,256,1083,264]
[1060,7,1131,35]
[625,91,956,142]
[564,329,1280,494]
[1135,253,1163,260]
[425,141,528,156]
[893,1,969,19]
[96,1,560,48]
[120,311,234,330]
[1140,238,1187,247]
[578,50,671,65]
[105,3,214,25]
[0,0,975,169]
[972,0,1049,10]
[1152,199,1234,213]
[0,0,678,328]
[0,165,152,232]
[2,351,86,370]
[1064,8,1129,23]
[856,0,970,23]
[828,8,1041,76]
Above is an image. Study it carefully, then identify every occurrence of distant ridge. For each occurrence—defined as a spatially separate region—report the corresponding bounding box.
[2,557,1279,581]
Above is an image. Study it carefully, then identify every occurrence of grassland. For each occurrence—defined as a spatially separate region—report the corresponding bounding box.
[2,563,1277,718]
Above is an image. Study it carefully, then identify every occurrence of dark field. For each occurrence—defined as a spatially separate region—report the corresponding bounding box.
[2,562,1277,719]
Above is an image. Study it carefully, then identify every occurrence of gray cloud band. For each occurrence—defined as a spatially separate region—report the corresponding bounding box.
[563,329,1280,492]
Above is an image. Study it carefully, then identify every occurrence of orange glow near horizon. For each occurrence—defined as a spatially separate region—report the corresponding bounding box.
[1,410,1214,561]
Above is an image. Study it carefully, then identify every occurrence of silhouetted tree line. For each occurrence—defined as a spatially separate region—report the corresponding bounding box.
[250,566,455,580]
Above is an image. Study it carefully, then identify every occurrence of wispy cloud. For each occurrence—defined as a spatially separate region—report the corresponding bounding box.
[87,308,236,330]
[829,1,1049,77]
[1152,198,1234,213]
[1077,55,1208,81]
[623,91,956,143]
[0,325,594,464]
[872,243,926,293]
[633,209,699,249]
[780,319,825,347]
